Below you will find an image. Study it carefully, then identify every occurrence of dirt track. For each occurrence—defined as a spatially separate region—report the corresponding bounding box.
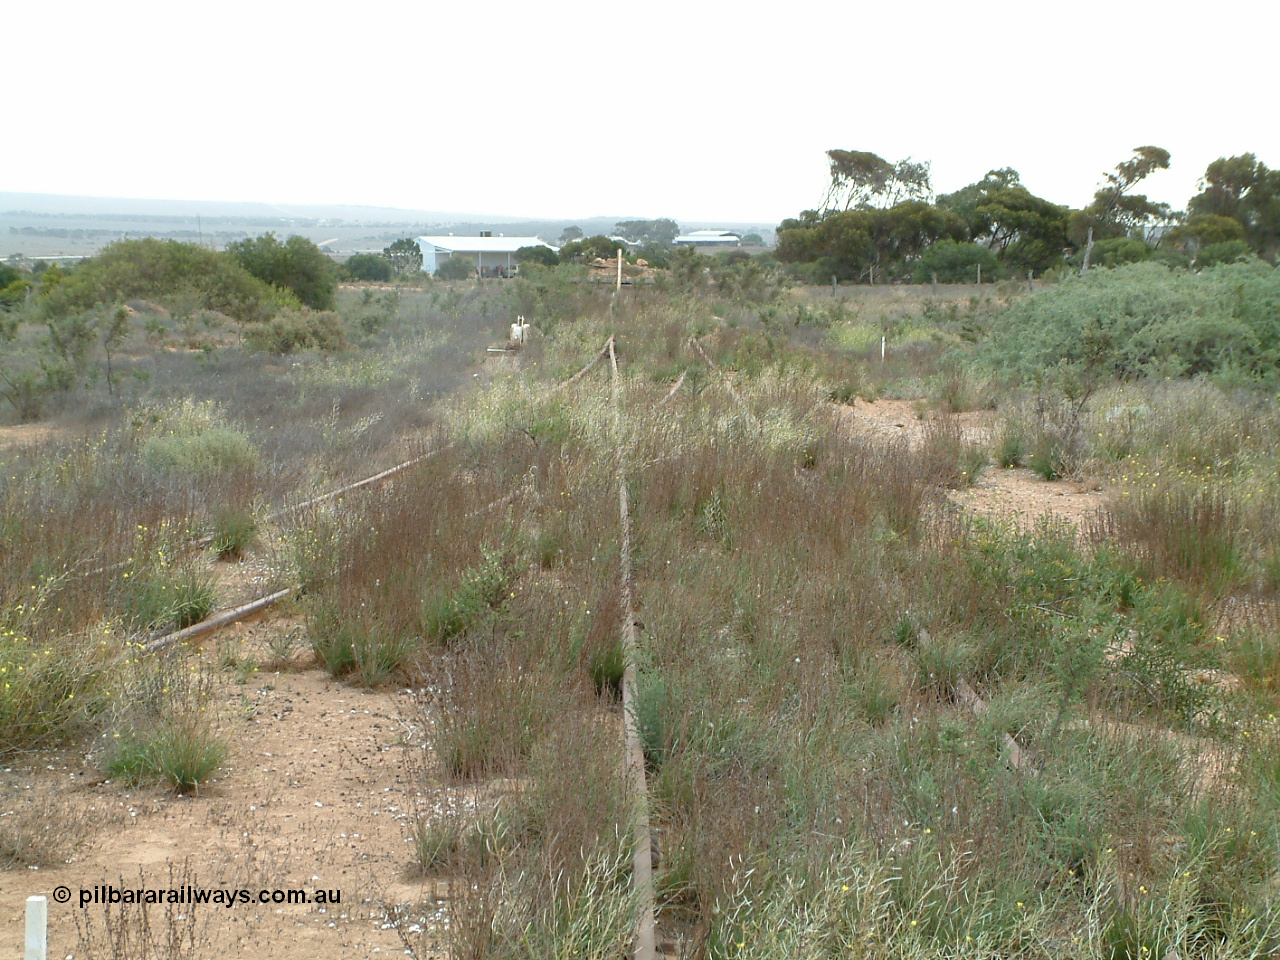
[0,606,448,960]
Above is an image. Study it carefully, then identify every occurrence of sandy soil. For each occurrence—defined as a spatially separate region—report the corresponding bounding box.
[0,608,451,960]
[837,398,1111,532]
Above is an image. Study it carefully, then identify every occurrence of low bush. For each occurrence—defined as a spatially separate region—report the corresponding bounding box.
[244,308,349,354]
[209,505,256,560]
[125,564,218,631]
[38,238,292,325]
[141,427,258,478]
[408,816,465,876]
[343,253,394,283]
[435,256,474,280]
[420,549,510,644]
[135,398,259,478]
[979,260,1280,384]
[104,717,227,793]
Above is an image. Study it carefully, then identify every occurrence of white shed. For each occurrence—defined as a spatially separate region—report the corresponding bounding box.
[417,235,559,277]
[673,230,742,247]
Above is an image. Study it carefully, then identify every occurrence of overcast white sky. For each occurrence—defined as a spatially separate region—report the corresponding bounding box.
[3,0,1277,225]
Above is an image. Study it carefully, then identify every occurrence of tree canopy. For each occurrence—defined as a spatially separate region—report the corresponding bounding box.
[776,201,963,282]
[560,236,622,263]
[938,170,1068,273]
[1071,146,1174,243]
[613,219,680,245]
[515,245,560,267]
[912,240,1003,283]
[775,145,1280,284]
[383,238,423,274]
[36,238,293,324]
[435,255,474,280]
[226,233,337,310]
[344,253,394,282]
[1188,154,1280,257]
[821,150,932,211]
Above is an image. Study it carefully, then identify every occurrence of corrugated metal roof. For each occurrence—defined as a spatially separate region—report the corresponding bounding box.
[674,231,741,244]
[417,236,558,253]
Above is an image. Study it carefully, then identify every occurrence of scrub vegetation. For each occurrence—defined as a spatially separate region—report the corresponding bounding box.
[2,231,1280,959]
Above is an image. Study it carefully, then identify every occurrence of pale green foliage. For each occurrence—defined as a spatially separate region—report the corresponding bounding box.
[980,260,1280,383]
[135,399,259,477]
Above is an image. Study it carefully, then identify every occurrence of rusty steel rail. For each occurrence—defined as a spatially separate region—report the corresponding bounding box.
[608,336,658,960]
[657,370,686,408]
[92,340,617,668]
[690,336,758,424]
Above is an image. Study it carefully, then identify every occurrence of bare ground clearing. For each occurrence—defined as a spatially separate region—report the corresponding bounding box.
[836,398,1111,531]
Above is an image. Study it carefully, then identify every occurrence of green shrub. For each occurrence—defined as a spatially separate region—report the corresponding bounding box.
[1088,236,1152,267]
[913,239,1004,284]
[141,427,258,477]
[409,816,464,876]
[1196,239,1255,267]
[209,506,257,560]
[126,565,218,631]
[343,253,394,282]
[420,549,509,644]
[136,399,259,477]
[38,238,291,325]
[105,718,228,793]
[244,308,349,354]
[435,256,474,280]
[980,260,1280,383]
[227,233,337,310]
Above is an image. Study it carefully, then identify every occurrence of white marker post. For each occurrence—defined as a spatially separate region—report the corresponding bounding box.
[26,896,47,960]
[881,335,886,363]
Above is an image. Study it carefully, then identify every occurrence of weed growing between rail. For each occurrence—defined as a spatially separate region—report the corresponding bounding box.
[5,267,1280,956]
[349,295,1279,957]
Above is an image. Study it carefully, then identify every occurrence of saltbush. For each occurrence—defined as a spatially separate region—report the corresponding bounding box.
[979,260,1280,383]
[244,308,349,354]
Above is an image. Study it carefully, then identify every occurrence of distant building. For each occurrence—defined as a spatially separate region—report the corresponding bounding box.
[417,234,559,277]
[673,230,742,248]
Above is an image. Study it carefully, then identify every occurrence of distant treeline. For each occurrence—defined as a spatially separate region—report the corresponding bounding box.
[777,148,1279,283]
